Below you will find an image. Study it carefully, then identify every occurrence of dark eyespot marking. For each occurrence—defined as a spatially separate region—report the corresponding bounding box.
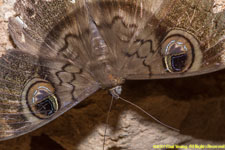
[35,97,56,116]
[171,54,188,72]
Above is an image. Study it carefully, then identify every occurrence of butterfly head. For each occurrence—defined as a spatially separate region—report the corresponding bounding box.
[109,86,122,99]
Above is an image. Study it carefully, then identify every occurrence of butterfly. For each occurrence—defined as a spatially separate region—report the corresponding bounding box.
[0,0,224,145]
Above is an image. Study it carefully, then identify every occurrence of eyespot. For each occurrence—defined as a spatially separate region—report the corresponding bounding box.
[160,30,204,74]
[24,78,59,119]
[162,35,194,73]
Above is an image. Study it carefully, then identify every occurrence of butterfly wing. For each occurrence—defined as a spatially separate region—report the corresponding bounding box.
[0,0,100,140]
[86,0,225,79]
[0,49,99,141]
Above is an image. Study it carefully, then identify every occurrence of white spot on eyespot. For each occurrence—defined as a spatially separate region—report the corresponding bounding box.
[166,40,175,53]
[184,45,188,51]
[213,0,225,13]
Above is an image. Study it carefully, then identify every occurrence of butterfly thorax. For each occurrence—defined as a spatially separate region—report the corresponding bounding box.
[89,61,125,88]
[88,17,125,88]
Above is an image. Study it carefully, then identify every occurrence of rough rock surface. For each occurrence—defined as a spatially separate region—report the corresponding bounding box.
[0,0,15,56]
[0,1,225,150]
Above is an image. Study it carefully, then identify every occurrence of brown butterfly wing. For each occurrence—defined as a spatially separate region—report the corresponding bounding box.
[0,0,100,140]
[0,49,99,141]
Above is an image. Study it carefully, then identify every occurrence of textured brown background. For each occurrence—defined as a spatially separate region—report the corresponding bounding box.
[0,1,225,150]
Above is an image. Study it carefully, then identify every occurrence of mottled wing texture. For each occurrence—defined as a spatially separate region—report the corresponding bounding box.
[86,0,225,79]
[0,0,100,140]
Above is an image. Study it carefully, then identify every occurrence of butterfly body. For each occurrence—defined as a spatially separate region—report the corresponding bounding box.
[0,0,224,142]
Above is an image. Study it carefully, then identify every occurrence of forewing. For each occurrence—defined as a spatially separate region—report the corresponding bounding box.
[9,0,93,66]
[0,49,99,141]
[1,0,100,140]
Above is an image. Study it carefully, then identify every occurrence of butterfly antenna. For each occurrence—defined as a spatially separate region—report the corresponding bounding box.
[103,95,114,150]
[118,96,180,132]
